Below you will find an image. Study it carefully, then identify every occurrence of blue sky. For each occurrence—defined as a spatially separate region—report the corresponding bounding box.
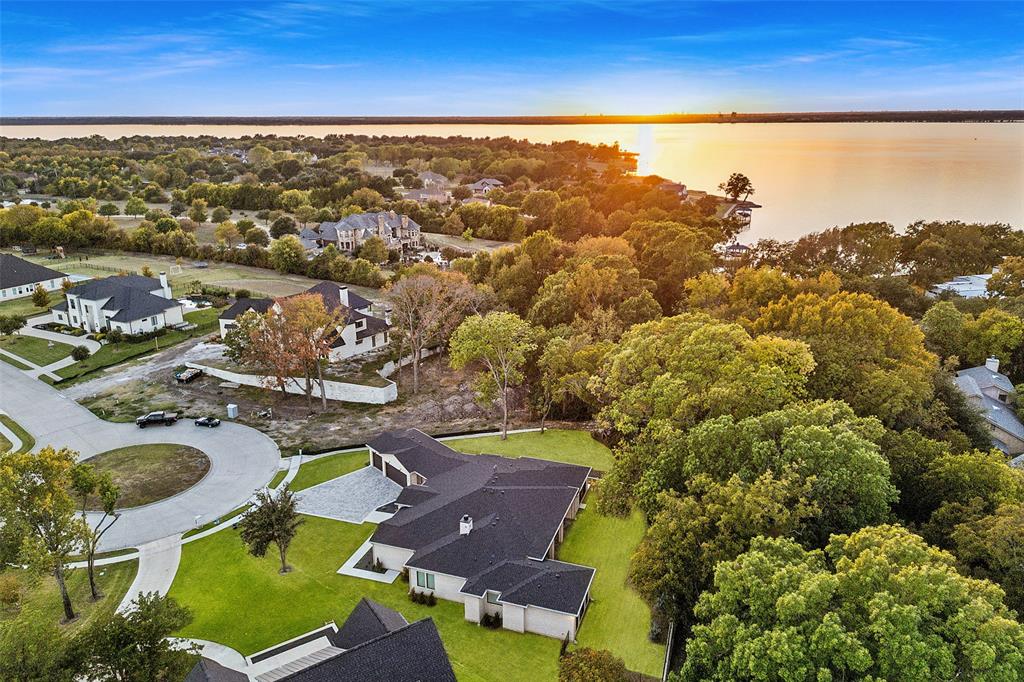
[2,1,1022,116]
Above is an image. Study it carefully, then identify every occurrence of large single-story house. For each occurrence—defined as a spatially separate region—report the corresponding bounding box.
[956,357,1024,456]
[931,272,994,299]
[0,253,67,301]
[51,273,184,334]
[366,429,596,641]
[468,178,504,195]
[418,171,451,188]
[306,211,421,254]
[218,282,389,360]
[185,598,454,682]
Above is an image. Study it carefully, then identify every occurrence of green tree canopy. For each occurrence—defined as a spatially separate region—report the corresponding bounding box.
[590,313,815,436]
[755,291,937,425]
[679,525,1024,682]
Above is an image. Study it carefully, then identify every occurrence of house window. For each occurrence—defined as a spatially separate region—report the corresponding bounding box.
[150,316,158,326]
[416,571,435,590]
[486,591,500,605]
[999,393,1008,403]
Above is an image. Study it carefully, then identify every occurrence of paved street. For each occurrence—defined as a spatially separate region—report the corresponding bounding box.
[0,359,280,550]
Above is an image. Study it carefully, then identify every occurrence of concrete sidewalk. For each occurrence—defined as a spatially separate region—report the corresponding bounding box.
[117,535,183,613]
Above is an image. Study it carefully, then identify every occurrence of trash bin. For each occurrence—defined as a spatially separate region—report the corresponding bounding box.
[226,403,238,419]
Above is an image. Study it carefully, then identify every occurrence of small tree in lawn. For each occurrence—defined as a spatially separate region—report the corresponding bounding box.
[0,446,88,622]
[61,278,74,294]
[450,312,536,440]
[124,196,147,218]
[239,487,304,573]
[31,284,49,309]
[69,462,120,601]
[0,315,27,336]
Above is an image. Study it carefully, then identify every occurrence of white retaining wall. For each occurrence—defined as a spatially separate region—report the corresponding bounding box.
[377,346,442,379]
[186,362,397,405]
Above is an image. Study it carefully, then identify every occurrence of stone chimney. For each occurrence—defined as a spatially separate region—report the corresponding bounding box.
[384,307,392,325]
[377,213,386,238]
[986,357,1001,373]
[158,272,172,299]
[460,515,473,535]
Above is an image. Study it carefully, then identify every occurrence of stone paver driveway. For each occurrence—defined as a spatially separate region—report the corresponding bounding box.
[295,466,401,523]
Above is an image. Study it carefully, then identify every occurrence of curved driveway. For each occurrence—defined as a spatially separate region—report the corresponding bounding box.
[0,359,280,550]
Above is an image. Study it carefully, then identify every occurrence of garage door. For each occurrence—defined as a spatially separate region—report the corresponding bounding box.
[385,462,407,486]
[372,453,383,471]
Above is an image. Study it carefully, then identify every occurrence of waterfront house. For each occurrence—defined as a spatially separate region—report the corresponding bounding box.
[366,429,596,641]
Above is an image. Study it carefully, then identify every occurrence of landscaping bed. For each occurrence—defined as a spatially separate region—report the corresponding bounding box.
[85,444,210,509]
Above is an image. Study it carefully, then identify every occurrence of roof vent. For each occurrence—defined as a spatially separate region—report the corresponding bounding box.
[460,515,473,535]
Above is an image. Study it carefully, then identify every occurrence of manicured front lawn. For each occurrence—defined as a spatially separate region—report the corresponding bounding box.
[0,560,137,633]
[55,307,223,382]
[559,510,664,677]
[86,444,210,509]
[0,294,52,319]
[288,450,367,491]
[446,429,615,471]
[0,414,34,453]
[0,334,73,366]
[168,516,560,682]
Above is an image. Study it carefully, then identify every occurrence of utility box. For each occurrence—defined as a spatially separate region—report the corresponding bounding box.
[226,403,238,419]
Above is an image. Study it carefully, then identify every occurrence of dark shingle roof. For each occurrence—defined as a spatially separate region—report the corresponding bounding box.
[369,430,593,613]
[68,275,179,322]
[185,658,249,682]
[0,253,66,290]
[219,297,274,320]
[278,619,455,682]
[462,559,595,616]
[330,598,408,649]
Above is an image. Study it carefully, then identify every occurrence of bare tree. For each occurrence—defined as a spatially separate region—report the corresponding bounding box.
[384,268,481,394]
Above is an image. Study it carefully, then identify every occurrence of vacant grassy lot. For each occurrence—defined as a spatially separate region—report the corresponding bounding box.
[288,450,367,492]
[168,516,560,682]
[0,414,35,453]
[86,444,210,509]
[446,429,614,471]
[55,307,221,383]
[15,250,380,302]
[560,510,663,677]
[0,334,74,366]
[0,560,137,633]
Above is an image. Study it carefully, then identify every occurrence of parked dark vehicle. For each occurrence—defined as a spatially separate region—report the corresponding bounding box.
[136,411,178,428]
[194,416,221,428]
[175,368,203,384]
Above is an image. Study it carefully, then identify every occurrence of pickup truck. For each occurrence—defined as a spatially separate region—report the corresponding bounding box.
[136,411,178,428]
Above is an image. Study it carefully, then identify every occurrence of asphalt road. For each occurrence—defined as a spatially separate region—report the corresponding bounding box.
[0,359,280,550]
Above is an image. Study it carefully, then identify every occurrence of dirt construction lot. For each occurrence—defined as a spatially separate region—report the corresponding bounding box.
[69,343,504,454]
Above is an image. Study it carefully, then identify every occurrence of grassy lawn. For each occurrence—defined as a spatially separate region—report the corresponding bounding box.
[0,414,35,453]
[0,334,73,366]
[0,353,32,370]
[55,307,222,383]
[85,444,210,509]
[446,429,614,471]
[560,510,663,677]
[168,517,560,681]
[288,450,367,492]
[0,560,137,633]
[181,504,250,539]
[0,295,52,318]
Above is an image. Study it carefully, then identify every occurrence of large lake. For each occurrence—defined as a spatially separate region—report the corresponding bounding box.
[3,122,1022,241]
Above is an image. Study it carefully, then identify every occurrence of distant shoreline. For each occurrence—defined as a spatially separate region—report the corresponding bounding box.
[2,111,1023,126]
